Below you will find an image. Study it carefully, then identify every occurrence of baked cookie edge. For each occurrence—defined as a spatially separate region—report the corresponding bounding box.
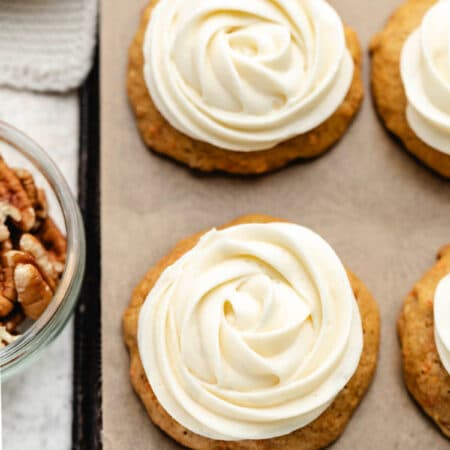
[123,214,380,450]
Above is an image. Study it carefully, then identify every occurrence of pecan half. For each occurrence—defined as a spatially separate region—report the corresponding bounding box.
[14,169,38,208]
[0,201,21,242]
[3,249,55,320]
[35,217,67,265]
[14,169,48,227]
[19,234,61,289]
[0,157,35,231]
[15,263,53,320]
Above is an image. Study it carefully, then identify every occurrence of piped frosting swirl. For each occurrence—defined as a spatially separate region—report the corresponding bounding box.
[138,222,363,440]
[401,0,450,154]
[143,0,354,151]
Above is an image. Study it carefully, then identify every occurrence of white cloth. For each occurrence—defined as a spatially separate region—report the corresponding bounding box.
[0,0,98,92]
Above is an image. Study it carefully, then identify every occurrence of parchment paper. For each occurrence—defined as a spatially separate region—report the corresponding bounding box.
[101,0,450,448]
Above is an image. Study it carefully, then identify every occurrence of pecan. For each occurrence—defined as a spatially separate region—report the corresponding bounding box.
[14,169,38,208]
[35,217,67,265]
[14,169,48,226]
[0,156,35,231]
[0,156,66,338]
[0,295,13,317]
[1,306,25,333]
[4,239,64,320]
[1,238,13,253]
[3,250,36,268]
[3,249,55,320]
[0,226,66,323]
[2,250,36,314]
[19,234,60,289]
[15,263,53,320]
[0,325,18,348]
[0,239,17,316]
[35,188,48,222]
[0,201,21,242]
[0,266,15,316]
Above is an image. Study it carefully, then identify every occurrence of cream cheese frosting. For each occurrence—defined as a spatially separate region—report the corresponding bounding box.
[400,0,450,155]
[434,273,450,374]
[142,0,354,152]
[138,222,363,440]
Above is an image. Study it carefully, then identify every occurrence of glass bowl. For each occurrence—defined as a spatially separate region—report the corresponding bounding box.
[0,121,86,380]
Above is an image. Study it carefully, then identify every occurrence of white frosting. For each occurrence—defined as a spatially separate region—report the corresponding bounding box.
[400,0,450,155]
[138,222,363,440]
[434,274,450,374]
[143,0,354,152]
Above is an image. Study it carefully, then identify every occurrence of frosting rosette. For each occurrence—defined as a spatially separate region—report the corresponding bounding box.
[434,274,450,374]
[142,0,354,151]
[400,0,450,155]
[138,222,363,440]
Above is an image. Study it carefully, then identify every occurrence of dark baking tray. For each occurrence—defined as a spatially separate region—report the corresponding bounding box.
[72,46,102,450]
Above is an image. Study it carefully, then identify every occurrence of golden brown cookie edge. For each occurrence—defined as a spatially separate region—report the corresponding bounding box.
[123,214,380,450]
[397,246,450,437]
[127,2,364,175]
[370,0,450,178]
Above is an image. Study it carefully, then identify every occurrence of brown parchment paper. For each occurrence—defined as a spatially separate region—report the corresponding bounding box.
[101,0,450,448]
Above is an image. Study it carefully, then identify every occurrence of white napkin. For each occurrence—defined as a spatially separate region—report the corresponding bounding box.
[0,0,98,92]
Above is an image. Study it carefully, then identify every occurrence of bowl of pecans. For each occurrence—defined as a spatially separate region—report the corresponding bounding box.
[0,121,85,379]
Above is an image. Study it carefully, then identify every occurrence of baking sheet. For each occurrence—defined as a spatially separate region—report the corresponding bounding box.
[101,0,450,448]
[73,49,102,450]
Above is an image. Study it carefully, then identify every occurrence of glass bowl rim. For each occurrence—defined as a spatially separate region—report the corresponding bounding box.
[0,120,86,378]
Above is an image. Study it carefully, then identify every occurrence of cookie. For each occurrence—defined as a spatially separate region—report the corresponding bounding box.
[398,244,450,437]
[127,1,364,175]
[123,214,380,449]
[370,0,450,178]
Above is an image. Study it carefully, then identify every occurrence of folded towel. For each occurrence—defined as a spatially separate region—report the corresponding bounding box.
[0,0,98,92]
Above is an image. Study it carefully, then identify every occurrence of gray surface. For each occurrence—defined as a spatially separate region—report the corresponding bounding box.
[101,0,450,448]
[0,87,78,450]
